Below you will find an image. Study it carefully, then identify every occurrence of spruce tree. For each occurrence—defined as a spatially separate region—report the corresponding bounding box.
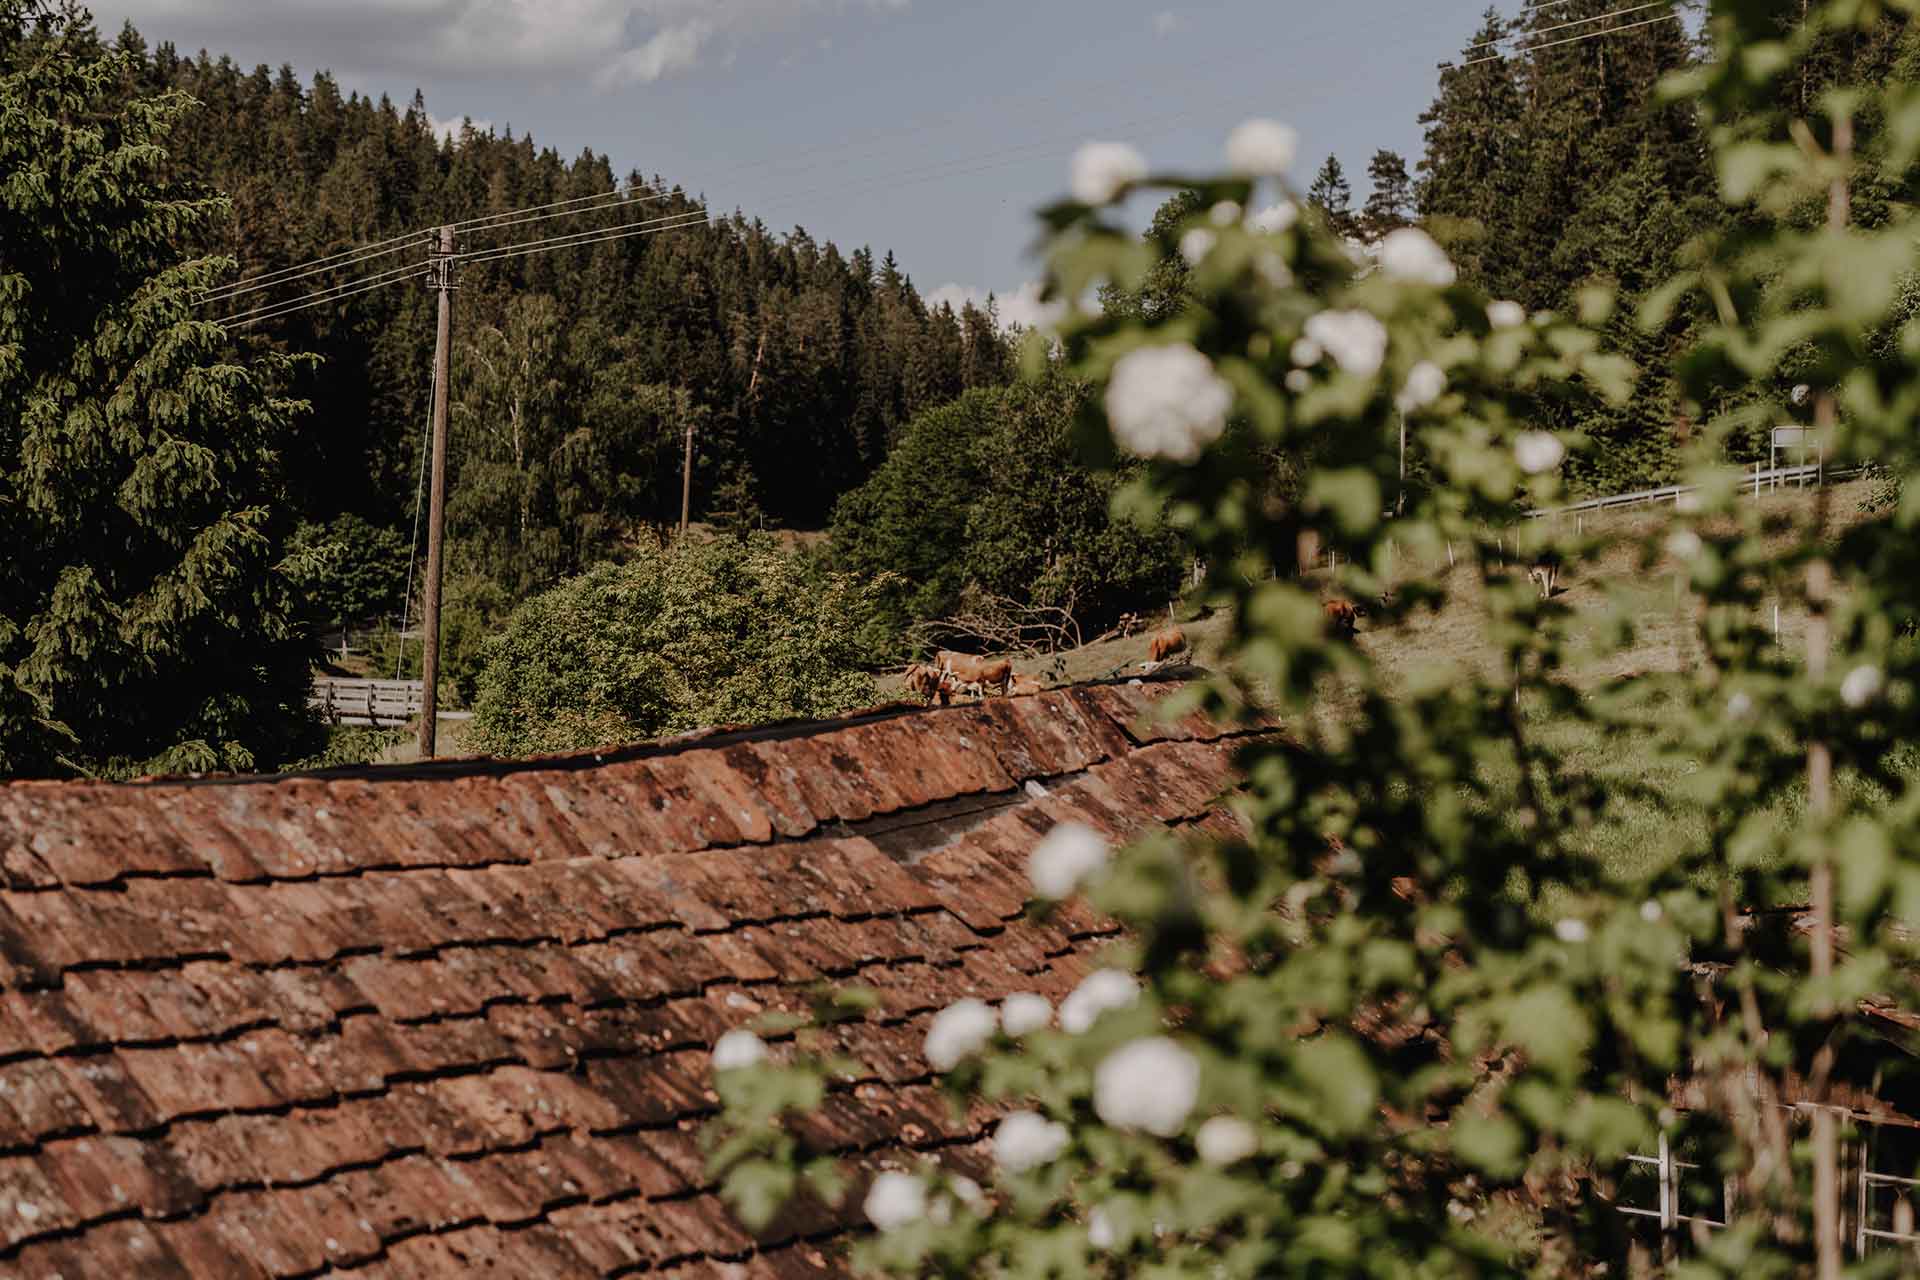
[1305,155,1355,237]
[1417,8,1528,290]
[1361,148,1414,238]
[0,1,314,776]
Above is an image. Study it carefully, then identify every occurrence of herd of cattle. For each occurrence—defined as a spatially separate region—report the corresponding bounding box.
[903,554,1563,705]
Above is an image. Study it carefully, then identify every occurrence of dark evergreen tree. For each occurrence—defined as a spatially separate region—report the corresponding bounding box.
[1361,149,1415,238]
[1306,155,1356,237]
[1,0,315,776]
[1418,9,1529,290]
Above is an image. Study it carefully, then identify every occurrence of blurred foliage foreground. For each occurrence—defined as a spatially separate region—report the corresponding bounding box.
[701,2,1920,1275]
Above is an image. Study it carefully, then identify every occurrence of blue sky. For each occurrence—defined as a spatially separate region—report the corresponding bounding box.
[92,0,1489,319]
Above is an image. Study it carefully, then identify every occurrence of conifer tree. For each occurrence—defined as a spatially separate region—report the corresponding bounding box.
[1360,149,1414,238]
[1305,154,1355,236]
[0,0,314,776]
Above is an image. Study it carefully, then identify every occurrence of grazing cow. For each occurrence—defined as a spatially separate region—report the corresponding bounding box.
[1008,673,1043,696]
[1528,549,1562,599]
[936,650,1014,696]
[903,663,941,702]
[1148,626,1188,666]
[1324,599,1359,638]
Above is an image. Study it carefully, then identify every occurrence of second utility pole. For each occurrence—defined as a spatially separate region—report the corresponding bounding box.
[417,225,456,759]
[679,413,694,537]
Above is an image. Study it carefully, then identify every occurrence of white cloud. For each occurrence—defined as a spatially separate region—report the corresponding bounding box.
[1152,10,1182,35]
[924,280,1063,333]
[98,0,909,88]
[427,113,492,144]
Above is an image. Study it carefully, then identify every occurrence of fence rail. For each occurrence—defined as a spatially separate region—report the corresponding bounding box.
[309,677,425,728]
[1527,463,1866,520]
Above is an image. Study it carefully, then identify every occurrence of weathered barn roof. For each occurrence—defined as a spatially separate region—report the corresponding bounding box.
[0,680,1270,1278]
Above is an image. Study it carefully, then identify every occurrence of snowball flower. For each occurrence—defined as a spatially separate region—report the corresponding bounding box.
[1284,369,1311,393]
[1641,899,1664,923]
[1395,361,1445,413]
[1028,821,1109,898]
[1378,228,1456,286]
[1290,337,1323,367]
[948,1176,986,1212]
[1665,530,1702,560]
[1000,993,1052,1037]
[864,1172,926,1232]
[1088,1205,1118,1249]
[1303,310,1389,378]
[1195,1115,1259,1165]
[1209,199,1242,226]
[1072,141,1147,204]
[1726,691,1753,720]
[1555,918,1591,944]
[1255,251,1293,288]
[1513,430,1565,474]
[1105,343,1234,463]
[711,1029,766,1072]
[1247,200,1299,233]
[993,1111,1069,1173]
[925,998,997,1070]
[1060,969,1140,1034]
[1225,117,1298,175]
[1179,227,1217,266]
[1487,299,1526,329]
[1095,1037,1201,1136]
[1842,664,1885,708]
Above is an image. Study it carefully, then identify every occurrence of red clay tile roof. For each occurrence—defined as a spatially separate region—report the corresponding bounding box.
[0,680,1272,1278]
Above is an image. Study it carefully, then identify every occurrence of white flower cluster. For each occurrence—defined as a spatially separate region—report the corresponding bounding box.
[1071,141,1146,204]
[1395,361,1445,414]
[1209,200,1242,225]
[1179,227,1217,266]
[1378,228,1456,286]
[993,1111,1069,1172]
[1513,431,1565,475]
[710,1029,766,1071]
[924,998,997,1070]
[1094,1037,1200,1135]
[1059,969,1139,1033]
[1226,117,1298,175]
[1487,299,1526,328]
[1195,1115,1258,1165]
[1105,343,1234,463]
[1555,918,1590,944]
[1248,200,1298,233]
[1665,530,1702,560]
[1028,820,1109,898]
[1842,664,1884,708]
[1000,992,1052,1036]
[1303,310,1388,378]
[863,1171,926,1232]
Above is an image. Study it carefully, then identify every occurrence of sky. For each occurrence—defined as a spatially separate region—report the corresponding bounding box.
[88,0,1488,322]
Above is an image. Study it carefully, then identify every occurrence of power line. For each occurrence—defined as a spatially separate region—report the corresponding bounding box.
[1463,0,1675,53]
[452,210,711,269]
[215,266,427,328]
[196,236,426,308]
[195,229,425,307]
[450,187,685,244]
[443,179,677,236]
[1456,8,1682,66]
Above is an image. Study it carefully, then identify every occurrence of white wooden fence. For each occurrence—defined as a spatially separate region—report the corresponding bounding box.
[1526,462,1865,521]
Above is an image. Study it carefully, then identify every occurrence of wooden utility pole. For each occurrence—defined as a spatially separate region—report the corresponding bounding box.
[679,415,694,537]
[417,225,456,759]
[1809,109,1851,1280]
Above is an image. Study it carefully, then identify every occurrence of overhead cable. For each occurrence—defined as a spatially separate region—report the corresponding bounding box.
[215,267,427,328]
[1462,0,1675,53]
[1456,8,1682,66]
[196,232,425,307]
[453,210,711,269]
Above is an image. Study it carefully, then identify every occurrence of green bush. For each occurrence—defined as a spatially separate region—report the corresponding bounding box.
[469,536,879,756]
[828,375,1184,658]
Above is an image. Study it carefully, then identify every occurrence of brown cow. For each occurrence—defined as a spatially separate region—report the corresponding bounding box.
[903,663,942,702]
[1008,673,1043,696]
[1148,626,1188,665]
[936,650,1014,696]
[1324,599,1359,638]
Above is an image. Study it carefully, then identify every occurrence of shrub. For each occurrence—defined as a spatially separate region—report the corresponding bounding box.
[469,535,878,756]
